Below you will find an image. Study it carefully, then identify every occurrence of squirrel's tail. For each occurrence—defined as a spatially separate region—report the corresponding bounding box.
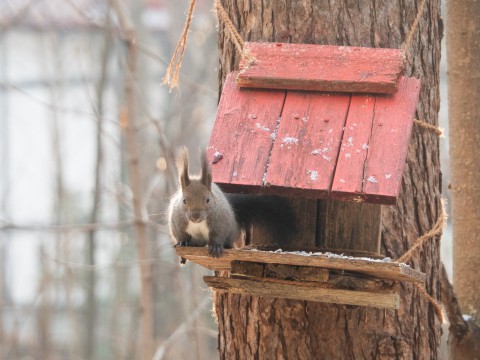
[226,194,298,248]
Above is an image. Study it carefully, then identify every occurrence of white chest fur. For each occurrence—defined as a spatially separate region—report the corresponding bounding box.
[186,220,209,240]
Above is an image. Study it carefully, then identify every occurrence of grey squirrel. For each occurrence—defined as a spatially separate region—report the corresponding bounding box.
[168,148,298,258]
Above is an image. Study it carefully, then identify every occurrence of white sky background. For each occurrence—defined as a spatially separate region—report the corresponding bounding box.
[1,31,118,303]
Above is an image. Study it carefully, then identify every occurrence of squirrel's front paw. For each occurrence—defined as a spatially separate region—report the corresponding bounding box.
[208,244,223,258]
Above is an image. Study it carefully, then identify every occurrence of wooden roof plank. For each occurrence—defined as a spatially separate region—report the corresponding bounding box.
[237,42,406,94]
[204,276,400,309]
[176,247,425,283]
[361,77,421,203]
[331,95,376,202]
[208,72,286,192]
[265,91,351,197]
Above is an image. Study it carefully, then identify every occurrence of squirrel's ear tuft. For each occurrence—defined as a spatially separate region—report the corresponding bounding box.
[178,147,190,190]
[200,149,212,190]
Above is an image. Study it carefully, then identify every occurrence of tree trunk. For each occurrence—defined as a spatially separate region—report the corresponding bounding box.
[214,1,448,358]
[447,0,480,357]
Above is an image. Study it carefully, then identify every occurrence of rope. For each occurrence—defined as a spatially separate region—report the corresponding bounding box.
[163,0,245,90]
[414,119,444,136]
[402,0,428,59]
[396,199,447,322]
[397,200,447,264]
[414,282,445,323]
[214,0,244,54]
[162,0,197,91]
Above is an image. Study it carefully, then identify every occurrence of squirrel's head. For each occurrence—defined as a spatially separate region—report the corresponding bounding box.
[178,148,214,223]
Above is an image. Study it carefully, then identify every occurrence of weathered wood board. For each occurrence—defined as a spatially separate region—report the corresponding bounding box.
[207,72,286,194]
[232,261,330,283]
[330,95,376,201]
[331,77,421,204]
[204,276,400,309]
[231,261,390,290]
[176,247,425,283]
[317,200,382,254]
[265,91,350,197]
[237,42,406,94]
[360,77,421,203]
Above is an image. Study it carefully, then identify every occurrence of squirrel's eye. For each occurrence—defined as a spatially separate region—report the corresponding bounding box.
[183,199,187,204]
[206,198,210,204]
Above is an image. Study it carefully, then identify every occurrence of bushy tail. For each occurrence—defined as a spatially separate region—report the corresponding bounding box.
[226,194,298,248]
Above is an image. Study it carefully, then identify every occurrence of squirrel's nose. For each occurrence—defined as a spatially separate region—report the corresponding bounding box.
[190,212,202,222]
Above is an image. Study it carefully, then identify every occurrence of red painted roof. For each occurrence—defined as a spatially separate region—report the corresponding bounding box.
[208,44,420,205]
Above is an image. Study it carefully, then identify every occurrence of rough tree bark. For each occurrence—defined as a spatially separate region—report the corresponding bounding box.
[214,1,450,358]
[447,0,480,358]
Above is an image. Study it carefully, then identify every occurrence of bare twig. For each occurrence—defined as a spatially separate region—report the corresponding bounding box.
[41,250,163,272]
[0,0,35,30]
[85,13,113,358]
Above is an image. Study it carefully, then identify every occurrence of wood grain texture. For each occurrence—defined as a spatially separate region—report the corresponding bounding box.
[362,77,421,204]
[207,72,286,193]
[205,276,400,309]
[237,42,406,94]
[330,95,376,202]
[232,261,390,290]
[265,91,350,197]
[176,247,425,283]
[317,200,382,254]
[331,78,420,204]
[232,261,330,282]
[288,198,317,247]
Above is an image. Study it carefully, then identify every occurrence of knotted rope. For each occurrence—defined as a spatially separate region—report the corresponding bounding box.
[396,199,447,322]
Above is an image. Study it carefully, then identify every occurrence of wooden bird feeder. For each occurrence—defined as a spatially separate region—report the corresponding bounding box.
[176,42,423,309]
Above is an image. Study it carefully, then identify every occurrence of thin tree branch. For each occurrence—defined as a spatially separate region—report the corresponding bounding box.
[85,12,114,358]
[109,1,155,359]
[1,218,128,230]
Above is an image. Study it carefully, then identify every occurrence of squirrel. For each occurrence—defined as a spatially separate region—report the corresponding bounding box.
[168,148,298,258]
